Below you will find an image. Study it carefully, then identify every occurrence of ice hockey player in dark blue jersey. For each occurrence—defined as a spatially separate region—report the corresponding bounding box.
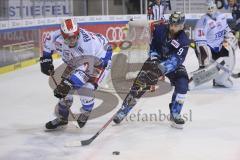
[229,0,240,31]
[229,0,240,49]
[113,11,190,129]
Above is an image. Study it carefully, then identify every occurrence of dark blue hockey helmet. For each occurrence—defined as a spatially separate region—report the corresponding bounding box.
[169,11,185,25]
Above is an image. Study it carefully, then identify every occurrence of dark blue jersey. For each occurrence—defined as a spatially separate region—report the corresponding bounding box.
[231,2,240,30]
[149,24,190,74]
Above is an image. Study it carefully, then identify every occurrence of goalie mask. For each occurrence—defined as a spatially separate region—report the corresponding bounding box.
[207,1,218,19]
[169,11,185,34]
[61,19,80,48]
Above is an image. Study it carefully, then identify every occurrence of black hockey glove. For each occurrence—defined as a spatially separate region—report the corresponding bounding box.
[40,56,54,76]
[149,58,165,77]
[137,58,164,86]
[54,79,72,99]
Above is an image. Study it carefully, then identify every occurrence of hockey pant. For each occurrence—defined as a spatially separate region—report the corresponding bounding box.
[54,62,110,120]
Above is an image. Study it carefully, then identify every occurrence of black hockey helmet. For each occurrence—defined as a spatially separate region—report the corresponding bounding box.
[169,11,185,25]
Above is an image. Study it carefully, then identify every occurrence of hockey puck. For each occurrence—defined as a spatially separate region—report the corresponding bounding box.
[112,151,120,155]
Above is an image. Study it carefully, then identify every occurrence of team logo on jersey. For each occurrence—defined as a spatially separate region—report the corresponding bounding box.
[209,22,215,29]
[80,29,91,42]
[63,49,73,61]
[171,40,180,48]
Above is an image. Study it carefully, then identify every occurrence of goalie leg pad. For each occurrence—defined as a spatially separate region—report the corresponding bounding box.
[214,46,235,88]
[196,45,212,67]
[189,62,219,89]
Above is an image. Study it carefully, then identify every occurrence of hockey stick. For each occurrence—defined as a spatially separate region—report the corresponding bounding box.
[81,113,116,146]
[65,113,117,147]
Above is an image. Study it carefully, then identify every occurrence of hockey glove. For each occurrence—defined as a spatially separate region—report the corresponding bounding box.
[149,58,165,76]
[224,32,238,50]
[139,58,164,86]
[40,56,54,76]
[54,79,72,99]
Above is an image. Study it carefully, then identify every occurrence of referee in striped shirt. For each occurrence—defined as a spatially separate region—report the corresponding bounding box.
[148,0,166,20]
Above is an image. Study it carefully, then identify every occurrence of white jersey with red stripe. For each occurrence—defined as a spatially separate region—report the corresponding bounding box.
[194,12,231,52]
[43,28,109,67]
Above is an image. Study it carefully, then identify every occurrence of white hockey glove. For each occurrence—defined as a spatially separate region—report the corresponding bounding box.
[224,32,238,50]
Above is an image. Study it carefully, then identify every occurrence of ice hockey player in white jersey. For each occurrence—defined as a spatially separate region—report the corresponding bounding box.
[39,18,112,130]
[190,1,238,88]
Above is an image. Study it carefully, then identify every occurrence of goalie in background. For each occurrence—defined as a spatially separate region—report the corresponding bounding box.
[113,11,190,129]
[190,1,238,89]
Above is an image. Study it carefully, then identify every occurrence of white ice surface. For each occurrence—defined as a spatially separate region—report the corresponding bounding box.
[0,48,240,160]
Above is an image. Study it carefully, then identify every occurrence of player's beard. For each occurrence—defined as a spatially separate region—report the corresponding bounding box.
[169,28,179,37]
[169,24,183,37]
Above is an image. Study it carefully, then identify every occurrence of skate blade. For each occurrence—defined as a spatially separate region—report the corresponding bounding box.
[170,122,184,129]
[64,141,82,147]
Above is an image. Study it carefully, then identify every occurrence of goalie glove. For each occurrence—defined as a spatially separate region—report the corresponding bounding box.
[224,32,238,50]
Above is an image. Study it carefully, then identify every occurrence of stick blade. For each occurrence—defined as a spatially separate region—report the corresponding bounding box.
[64,141,82,147]
[64,136,95,147]
[81,138,94,146]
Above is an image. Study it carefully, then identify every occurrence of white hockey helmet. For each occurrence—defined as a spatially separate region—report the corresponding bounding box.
[60,18,80,47]
[207,1,217,17]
